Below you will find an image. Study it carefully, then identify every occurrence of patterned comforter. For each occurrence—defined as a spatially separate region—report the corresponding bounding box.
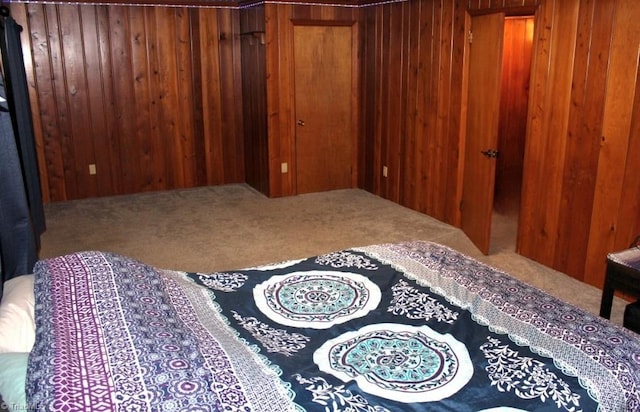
[27,241,640,411]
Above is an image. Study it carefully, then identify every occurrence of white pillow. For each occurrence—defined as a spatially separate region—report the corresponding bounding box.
[0,352,29,410]
[0,275,35,353]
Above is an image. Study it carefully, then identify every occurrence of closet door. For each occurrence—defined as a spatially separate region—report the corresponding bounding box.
[293,24,355,194]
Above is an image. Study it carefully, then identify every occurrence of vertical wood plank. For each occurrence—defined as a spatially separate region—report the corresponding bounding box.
[373,4,386,198]
[10,4,50,202]
[189,8,207,187]
[144,7,166,191]
[280,4,295,196]
[230,8,246,183]
[553,0,614,277]
[584,0,640,286]
[79,6,109,197]
[385,2,404,202]
[265,3,282,196]
[153,8,177,189]
[240,5,268,194]
[109,6,139,195]
[174,7,197,187]
[265,3,295,197]
[400,0,418,211]
[46,4,78,199]
[129,7,154,191]
[616,68,640,250]
[62,5,97,197]
[218,8,244,183]
[359,6,376,190]
[518,0,579,265]
[199,9,224,185]
[432,1,446,219]
[418,1,436,216]
[447,2,469,226]
[94,5,123,196]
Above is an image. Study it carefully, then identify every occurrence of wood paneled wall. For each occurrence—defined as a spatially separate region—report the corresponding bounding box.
[10,3,244,201]
[360,1,467,224]
[582,0,640,285]
[7,0,640,289]
[240,6,269,195]
[360,0,640,287]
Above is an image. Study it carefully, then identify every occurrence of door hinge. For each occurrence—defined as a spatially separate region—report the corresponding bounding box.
[468,30,473,44]
[481,149,499,159]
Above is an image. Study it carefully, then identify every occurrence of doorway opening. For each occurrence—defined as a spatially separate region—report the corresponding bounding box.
[490,16,534,254]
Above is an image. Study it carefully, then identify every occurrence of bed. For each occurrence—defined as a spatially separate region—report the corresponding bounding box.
[1,240,639,411]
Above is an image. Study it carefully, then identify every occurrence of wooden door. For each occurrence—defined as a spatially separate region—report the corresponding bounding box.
[461,13,505,254]
[293,25,354,194]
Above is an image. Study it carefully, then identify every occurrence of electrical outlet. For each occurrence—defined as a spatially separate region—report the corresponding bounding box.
[89,164,97,175]
[382,165,388,178]
[281,162,288,174]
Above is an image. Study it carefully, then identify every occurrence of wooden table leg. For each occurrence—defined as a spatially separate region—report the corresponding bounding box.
[599,265,615,319]
[599,282,614,319]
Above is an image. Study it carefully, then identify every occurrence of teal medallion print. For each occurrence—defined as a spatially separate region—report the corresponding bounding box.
[253,271,381,329]
[314,323,473,402]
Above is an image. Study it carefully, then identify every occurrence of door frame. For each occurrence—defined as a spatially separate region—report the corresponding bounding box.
[460,12,506,255]
[289,19,360,194]
[458,8,538,255]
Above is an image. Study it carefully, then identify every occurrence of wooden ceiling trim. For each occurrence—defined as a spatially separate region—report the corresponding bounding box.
[11,0,408,8]
[11,0,240,8]
[246,0,408,7]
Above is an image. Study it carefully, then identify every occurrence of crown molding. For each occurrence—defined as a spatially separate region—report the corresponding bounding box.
[239,0,407,7]
[8,0,407,8]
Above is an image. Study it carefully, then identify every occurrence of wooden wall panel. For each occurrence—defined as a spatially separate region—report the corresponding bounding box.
[584,0,640,285]
[10,2,244,201]
[264,3,293,197]
[32,4,76,200]
[218,9,245,184]
[359,6,376,190]
[361,0,466,225]
[8,6,48,202]
[110,6,136,195]
[517,0,580,265]
[433,1,458,222]
[552,0,615,276]
[198,10,223,185]
[361,0,640,288]
[383,2,407,203]
[7,0,640,291]
[240,6,269,195]
[174,9,198,187]
[616,69,640,250]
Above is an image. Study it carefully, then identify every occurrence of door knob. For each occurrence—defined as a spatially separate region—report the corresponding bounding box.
[297,120,305,126]
[481,149,499,158]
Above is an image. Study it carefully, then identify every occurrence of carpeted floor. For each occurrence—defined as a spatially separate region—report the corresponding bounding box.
[39,183,627,326]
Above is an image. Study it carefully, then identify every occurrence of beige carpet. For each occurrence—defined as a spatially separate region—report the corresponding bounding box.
[39,183,627,326]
